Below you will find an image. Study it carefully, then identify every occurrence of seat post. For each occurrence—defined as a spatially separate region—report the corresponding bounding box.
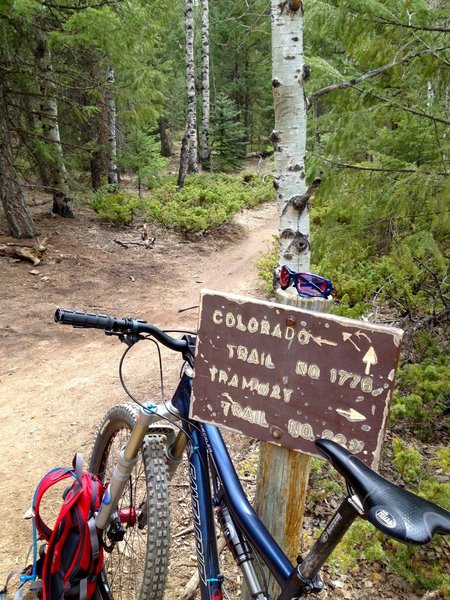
[298,497,360,581]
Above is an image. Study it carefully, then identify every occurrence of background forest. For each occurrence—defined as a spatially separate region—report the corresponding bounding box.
[1,0,449,595]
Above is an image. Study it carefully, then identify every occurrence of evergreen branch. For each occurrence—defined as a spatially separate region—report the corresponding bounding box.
[364,209,450,227]
[361,90,450,126]
[306,44,450,109]
[374,17,450,34]
[13,126,92,153]
[39,0,118,11]
[312,154,449,176]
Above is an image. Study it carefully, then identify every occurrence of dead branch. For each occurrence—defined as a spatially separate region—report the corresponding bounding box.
[178,535,227,600]
[178,305,199,313]
[173,526,194,539]
[0,237,48,265]
[114,237,155,249]
[306,44,450,110]
[374,18,450,33]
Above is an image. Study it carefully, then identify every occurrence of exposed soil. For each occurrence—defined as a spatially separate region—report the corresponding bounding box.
[0,198,441,599]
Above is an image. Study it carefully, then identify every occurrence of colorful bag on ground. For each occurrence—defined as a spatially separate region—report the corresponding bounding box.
[33,453,105,599]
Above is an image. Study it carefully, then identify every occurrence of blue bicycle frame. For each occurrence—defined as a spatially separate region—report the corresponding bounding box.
[170,371,359,600]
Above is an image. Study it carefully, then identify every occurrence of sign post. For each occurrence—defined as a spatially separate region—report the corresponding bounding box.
[252,289,333,594]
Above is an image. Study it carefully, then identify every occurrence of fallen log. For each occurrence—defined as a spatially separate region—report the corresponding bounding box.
[114,237,155,249]
[0,237,48,265]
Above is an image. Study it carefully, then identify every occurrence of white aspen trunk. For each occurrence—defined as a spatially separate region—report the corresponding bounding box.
[177,0,198,187]
[271,0,309,273]
[106,68,119,186]
[244,5,313,599]
[185,0,198,173]
[34,33,73,218]
[200,0,211,168]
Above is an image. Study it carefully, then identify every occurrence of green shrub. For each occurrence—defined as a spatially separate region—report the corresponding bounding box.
[391,437,422,481]
[256,236,279,293]
[144,173,273,233]
[119,127,169,191]
[391,334,450,440]
[91,188,141,225]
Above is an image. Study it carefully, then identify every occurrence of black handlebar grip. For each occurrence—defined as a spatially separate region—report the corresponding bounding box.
[54,308,190,353]
[54,308,116,330]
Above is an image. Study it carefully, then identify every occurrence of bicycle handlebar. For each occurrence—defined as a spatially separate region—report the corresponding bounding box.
[54,308,189,353]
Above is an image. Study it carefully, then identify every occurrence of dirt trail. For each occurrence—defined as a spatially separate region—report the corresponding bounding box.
[0,201,277,585]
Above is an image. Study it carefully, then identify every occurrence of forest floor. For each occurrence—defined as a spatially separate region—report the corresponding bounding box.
[0,194,441,600]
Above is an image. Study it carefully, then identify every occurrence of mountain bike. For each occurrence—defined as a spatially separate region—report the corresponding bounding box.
[54,308,450,600]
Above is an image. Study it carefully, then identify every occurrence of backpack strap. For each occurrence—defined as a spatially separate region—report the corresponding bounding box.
[33,467,74,540]
[33,454,84,541]
[72,453,84,484]
[0,567,43,600]
[0,568,23,600]
[88,476,101,561]
[88,516,100,560]
[80,578,88,600]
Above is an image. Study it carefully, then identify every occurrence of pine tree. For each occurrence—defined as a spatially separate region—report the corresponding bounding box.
[209,0,273,152]
[210,93,246,172]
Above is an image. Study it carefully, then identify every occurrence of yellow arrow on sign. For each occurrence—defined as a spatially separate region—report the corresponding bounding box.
[355,330,372,343]
[336,407,367,422]
[342,332,361,352]
[312,335,338,347]
[363,346,378,374]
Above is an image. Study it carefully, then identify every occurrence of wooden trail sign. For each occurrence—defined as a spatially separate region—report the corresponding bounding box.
[191,290,404,467]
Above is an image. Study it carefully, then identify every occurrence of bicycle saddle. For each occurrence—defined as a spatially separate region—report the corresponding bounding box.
[315,438,450,545]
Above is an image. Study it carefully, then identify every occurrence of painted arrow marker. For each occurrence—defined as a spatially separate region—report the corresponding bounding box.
[363,346,378,374]
[336,407,367,422]
[342,332,361,352]
[356,330,372,343]
[312,335,337,347]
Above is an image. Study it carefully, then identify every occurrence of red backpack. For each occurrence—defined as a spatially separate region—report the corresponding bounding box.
[33,454,105,600]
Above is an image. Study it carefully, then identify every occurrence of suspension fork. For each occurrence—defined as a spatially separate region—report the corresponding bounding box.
[95,399,181,531]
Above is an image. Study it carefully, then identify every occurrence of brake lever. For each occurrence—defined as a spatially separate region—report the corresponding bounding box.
[104,330,145,346]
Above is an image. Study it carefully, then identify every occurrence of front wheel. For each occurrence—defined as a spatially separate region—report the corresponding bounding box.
[90,404,170,600]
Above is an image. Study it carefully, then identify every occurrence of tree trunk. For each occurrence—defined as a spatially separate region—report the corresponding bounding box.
[90,151,103,191]
[271,0,309,272]
[0,86,37,238]
[199,0,211,170]
[243,3,309,599]
[177,122,190,190]
[105,68,119,187]
[34,32,73,218]
[178,0,198,187]
[91,97,109,190]
[158,116,172,157]
[19,94,53,190]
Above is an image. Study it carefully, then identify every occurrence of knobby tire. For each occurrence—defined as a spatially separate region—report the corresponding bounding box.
[90,404,170,600]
